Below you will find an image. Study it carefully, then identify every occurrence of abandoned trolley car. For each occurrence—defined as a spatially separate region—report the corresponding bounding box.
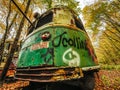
[15,6,100,89]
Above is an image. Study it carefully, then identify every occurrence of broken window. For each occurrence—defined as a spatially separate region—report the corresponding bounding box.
[74,16,85,31]
[36,11,53,28]
[27,11,53,35]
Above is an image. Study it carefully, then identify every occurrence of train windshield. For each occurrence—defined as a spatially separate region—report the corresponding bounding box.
[27,7,85,35]
[36,11,53,28]
[27,11,53,35]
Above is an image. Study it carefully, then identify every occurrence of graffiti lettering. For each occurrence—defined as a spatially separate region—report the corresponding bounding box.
[52,32,87,49]
[52,32,66,47]
[63,48,80,67]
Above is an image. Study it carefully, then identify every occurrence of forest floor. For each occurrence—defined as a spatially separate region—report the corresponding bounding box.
[95,70,120,90]
[0,70,120,90]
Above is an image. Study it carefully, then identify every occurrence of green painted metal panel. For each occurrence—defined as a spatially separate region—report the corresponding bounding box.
[17,26,96,68]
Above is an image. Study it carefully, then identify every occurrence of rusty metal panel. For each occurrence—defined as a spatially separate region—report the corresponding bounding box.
[15,66,83,82]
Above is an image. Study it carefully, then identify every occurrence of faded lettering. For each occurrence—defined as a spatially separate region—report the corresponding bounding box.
[31,42,49,50]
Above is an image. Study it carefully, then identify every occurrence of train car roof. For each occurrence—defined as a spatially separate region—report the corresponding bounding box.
[39,5,78,19]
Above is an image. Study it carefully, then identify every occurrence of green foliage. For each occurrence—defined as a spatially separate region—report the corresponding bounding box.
[101,64,120,70]
[100,70,120,89]
[32,0,81,14]
[101,75,111,86]
[82,0,120,65]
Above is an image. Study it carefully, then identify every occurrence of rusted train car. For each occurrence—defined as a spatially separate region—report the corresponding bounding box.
[15,5,100,90]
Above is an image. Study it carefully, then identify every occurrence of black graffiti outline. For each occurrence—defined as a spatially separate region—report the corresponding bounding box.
[52,31,87,49]
[41,48,54,64]
[52,32,67,47]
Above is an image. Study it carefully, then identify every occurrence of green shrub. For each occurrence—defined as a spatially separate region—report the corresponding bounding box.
[100,64,120,70]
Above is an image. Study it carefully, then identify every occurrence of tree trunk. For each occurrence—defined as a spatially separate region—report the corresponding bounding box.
[0,0,11,63]
[0,0,31,85]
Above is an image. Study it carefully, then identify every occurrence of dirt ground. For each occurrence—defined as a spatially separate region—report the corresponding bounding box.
[95,70,120,90]
[0,70,120,90]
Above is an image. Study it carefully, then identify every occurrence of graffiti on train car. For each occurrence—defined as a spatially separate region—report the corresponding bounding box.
[52,31,87,49]
[41,48,54,64]
[62,48,80,67]
[28,29,96,66]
